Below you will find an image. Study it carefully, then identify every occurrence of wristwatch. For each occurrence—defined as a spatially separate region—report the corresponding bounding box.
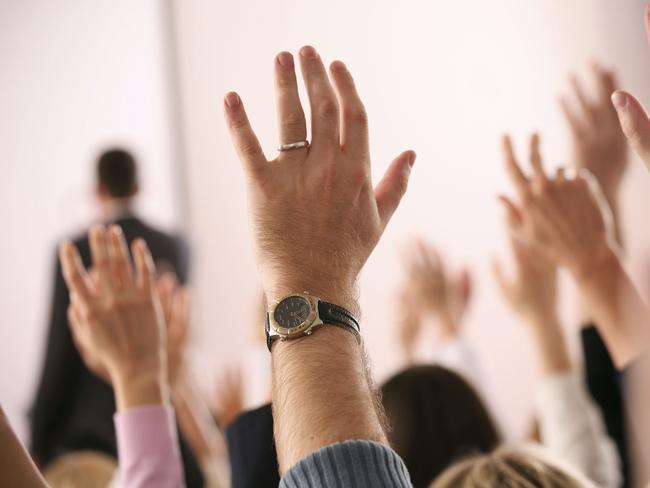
[265,292,360,351]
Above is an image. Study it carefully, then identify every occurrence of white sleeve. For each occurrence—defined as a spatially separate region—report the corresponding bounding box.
[535,371,622,488]
[432,336,485,390]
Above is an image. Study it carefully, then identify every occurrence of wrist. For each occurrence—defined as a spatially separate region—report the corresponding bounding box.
[527,313,571,374]
[570,242,620,286]
[111,366,169,411]
[266,280,359,317]
[424,305,458,339]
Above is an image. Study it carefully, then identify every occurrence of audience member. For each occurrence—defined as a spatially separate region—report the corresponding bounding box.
[431,444,596,488]
[29,149,203,486]
[560,64,632,486]
[60,225,184,488]
[494,148,621,485]
[380,365,500,488]
[224,45,415,486]
[3,4,650,487]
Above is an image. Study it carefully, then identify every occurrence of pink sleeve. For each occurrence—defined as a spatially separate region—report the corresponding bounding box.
[114,405,185,488]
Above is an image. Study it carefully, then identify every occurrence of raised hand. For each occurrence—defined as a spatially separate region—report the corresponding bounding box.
[60,225,167,410]
[492,192,570,374]
[157,273,190,389]
[492,198,557,322]
[560,65,627,202]
[611,6,650,172]
[224,46,413,472]
[499,133,615,279]
[224,46,415,314]
[405,239,471,339]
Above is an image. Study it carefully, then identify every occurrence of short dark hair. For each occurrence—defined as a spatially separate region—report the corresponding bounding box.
[97,148,137,198]
[380,365,501,488]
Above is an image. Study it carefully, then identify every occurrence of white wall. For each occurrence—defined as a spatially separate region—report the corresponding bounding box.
[172,0,650,438]
[0,1,182,441]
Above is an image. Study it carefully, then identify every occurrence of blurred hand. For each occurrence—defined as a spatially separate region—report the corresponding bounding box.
[60,225,167,410]
[611,6,650,173]
[492,198,557,321]
[560,65,627,201]
[500,134,615,279]
[212,367,244,429]
[157,273,190,389]
[396,285,422,363]
[405,239,471,339]
[224,46,415,313]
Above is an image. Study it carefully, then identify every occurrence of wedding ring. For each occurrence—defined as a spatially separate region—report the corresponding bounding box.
[278,140,310,152]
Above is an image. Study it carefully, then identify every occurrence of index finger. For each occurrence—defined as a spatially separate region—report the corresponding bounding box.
[59,241,93,302]
[501,135,529,198]
[529,133,548,184]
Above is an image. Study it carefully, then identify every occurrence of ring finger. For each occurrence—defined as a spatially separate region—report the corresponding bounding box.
[274,51,307,156]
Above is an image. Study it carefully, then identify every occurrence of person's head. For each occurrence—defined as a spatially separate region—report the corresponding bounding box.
[380,365,500,488]
[96,148,139,203]
[431,444,595,488]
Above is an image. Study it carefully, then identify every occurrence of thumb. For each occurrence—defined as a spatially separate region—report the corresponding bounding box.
[375,150,416,226]
[611,90,650,170]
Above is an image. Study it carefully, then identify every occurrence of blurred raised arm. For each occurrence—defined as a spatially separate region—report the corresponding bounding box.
[499,134,650,368]
[60,225,184,488]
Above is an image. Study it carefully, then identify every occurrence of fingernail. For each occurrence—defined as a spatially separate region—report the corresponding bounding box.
[300,45,318,59]
[611,91,628,110]
[277,52,294,68]
[330,60,347,73]
[225,92,240,108]
[407,152,416,168]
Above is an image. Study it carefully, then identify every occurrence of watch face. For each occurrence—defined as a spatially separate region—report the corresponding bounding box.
[274,295,312,329]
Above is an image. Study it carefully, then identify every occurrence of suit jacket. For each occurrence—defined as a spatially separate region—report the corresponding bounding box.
[581,324,630,487]
[226,403,280,488]
[29,216,204,487]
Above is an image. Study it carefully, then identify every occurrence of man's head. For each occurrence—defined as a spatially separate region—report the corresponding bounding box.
[96,148,139,201]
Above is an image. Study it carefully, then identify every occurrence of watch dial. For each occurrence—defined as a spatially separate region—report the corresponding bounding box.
[274,296,311,329]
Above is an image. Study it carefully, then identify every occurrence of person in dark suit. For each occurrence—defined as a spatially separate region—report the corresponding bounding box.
[29,148,204,487]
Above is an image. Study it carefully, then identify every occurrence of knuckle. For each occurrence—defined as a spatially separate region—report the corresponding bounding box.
[345,105,368,125]
[316,99,339,120]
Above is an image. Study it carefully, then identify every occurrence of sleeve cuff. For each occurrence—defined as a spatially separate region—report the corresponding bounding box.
[280,440,411,488]
[114,404,184,488]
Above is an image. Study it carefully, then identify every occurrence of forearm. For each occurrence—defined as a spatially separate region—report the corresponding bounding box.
[272,326,386,473]
[173,376,225,462]
[526,312,571,375]
[573,248,650,368]
[0,407,48,487]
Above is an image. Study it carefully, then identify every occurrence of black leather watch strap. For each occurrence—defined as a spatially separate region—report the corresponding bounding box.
[317,301,360,335]
[265,299,360,351]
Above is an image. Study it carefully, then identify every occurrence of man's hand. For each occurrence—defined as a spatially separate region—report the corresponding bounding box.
[499,133,616,280]
[560,65,627,203]
[224,46,415,314]
[611,5,650,172]
[60,225,168,411]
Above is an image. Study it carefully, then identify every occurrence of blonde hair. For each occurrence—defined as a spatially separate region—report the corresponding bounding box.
[431,444,596,488]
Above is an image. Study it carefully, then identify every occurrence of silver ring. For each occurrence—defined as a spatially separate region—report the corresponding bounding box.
[278,140,309,152]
